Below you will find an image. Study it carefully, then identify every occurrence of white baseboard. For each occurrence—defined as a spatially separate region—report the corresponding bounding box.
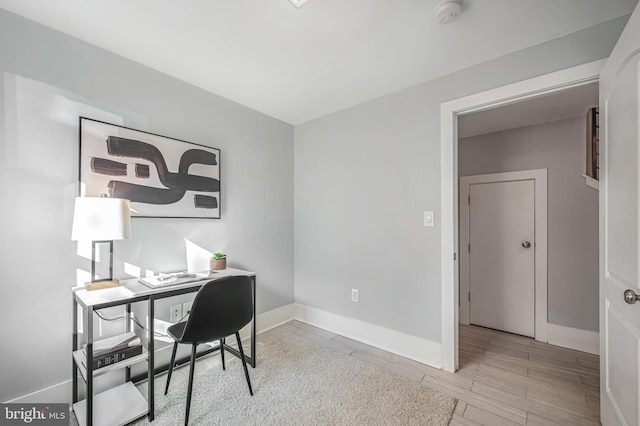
[546,323,599,355]
[294,304,442,368]
[238,303,296,340]
[10,303,443,404]
[6,303,297,404]
[257,303,296,333]
[5,380,71,404]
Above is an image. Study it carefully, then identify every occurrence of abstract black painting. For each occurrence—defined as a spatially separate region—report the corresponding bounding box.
[79,118,221,218]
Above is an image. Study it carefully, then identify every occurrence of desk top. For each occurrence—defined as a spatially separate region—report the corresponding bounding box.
[73,268,255,309]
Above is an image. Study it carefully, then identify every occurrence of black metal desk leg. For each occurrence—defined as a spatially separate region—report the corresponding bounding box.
[87,308,94,426]
[148,296,154,421]
[218,275,256,368]
[251,276,256,368]
[125,303,131,382]
[72,297,78,404]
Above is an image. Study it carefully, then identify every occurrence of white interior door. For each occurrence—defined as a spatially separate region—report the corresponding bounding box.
[600,4,640,426]
[469,179,535,337]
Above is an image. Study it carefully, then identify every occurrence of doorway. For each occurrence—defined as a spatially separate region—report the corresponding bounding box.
[439,59,604,372]
[459,169,548,339]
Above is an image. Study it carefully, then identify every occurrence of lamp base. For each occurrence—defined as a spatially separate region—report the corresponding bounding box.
[85,279,120,291]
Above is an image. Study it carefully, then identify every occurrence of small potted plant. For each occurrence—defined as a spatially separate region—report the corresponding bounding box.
[210,252,227,271]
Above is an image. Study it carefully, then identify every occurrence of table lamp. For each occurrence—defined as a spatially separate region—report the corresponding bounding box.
[72,197,131,290]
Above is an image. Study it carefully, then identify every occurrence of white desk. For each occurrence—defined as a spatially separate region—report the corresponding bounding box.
[72,268,256,426]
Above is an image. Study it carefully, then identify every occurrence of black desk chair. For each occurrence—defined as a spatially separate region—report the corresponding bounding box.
[164,275,254,425]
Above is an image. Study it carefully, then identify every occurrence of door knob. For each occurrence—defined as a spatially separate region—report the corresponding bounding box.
[522,241,531,248]
[624,289,640,304]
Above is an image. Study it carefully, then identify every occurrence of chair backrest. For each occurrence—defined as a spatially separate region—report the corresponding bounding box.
[179,275,253,344]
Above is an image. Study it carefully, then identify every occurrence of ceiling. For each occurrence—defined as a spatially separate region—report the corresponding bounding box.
[0,0,636,124]
[458,82,599,139]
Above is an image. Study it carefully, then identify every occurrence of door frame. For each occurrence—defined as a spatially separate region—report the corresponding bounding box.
[459,169,548,340]
[439,59,605,372]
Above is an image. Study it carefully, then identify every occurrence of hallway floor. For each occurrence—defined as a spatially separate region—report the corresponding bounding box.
[261,321,600,425]
[74,320,600,425]
[448,325,599,425]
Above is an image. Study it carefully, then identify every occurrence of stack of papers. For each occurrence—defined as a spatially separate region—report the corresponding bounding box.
[138,271,216,288]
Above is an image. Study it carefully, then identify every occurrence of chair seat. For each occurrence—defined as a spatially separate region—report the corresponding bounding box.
[168,321,229,344]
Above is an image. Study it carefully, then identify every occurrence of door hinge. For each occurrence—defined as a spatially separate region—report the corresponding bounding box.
[468,243,470,253]
[453,253,457,261]
[468,292,471,302]
[468,195,470,205]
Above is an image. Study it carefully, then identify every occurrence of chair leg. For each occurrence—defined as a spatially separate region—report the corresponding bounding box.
[164,341,178,395]
[220,338,225,370]
[235,331,253,396]
[184,344,198,426]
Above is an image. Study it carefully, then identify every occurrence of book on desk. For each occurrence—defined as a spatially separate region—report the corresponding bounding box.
[83,332,143,370]
[138,270,221,289]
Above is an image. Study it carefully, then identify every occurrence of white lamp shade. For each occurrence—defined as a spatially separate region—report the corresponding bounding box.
[71,197,132,241]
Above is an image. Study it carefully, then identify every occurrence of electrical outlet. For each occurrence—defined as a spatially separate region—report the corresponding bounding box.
[351,289,359,303]
[182,301,193,316]
[170,304,182,323]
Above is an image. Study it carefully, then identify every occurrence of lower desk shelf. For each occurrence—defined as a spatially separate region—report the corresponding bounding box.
[72,348,148,381]
[73,381,148,426]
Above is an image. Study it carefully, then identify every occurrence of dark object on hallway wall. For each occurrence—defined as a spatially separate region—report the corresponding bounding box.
[79,117,221,218]
[586,107,599,181]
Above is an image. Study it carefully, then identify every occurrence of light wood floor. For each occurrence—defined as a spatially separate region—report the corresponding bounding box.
[76,320,600,425]
[265,320,601,426]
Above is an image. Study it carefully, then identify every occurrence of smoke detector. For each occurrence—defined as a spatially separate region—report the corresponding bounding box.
[289,0,311,8]
[434,0,462,24]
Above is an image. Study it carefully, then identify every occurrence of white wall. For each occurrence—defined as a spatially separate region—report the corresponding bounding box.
[294,16,628,344]
[459,116,599,332]
[0,8,628,402]
[0,10,294,402]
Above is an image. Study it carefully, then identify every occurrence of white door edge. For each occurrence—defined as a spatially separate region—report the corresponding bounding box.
[440,58,605,372]
[459,169,548,342]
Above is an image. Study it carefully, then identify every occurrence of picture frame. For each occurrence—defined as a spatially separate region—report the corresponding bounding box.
[79,117,221,218]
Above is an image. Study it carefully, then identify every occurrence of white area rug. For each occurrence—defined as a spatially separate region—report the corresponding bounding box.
[132,334,456,425]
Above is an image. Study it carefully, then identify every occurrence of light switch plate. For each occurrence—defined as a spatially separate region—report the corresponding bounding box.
[424,211,435,227]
